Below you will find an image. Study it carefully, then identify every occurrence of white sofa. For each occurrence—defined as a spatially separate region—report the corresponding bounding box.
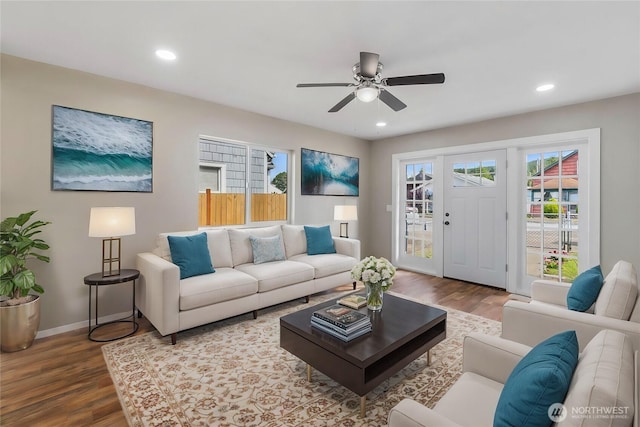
[136,225,360,344]
[388,330,639,427]
[502,260,640,351]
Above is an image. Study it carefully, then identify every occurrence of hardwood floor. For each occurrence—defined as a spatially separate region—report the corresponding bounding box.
[0,270,510,426]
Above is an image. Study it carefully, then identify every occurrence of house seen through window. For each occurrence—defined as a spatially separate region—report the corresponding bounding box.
[198,137,289,226]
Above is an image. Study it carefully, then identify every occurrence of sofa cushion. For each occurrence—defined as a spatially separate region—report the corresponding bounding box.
[179,267,258,311]
[434,372,503,427]
[594,260,638,320]
[249,235,286,264]
[304,225,336,255]
[282,224,307,258]
[167,233,215,280]
[290,253,357,279]
[561,330,634,427]
[228,226,283,266]
[235,260,314,292]
[156,229,233,268]
[493,330,579,427]
[567,265,604,312]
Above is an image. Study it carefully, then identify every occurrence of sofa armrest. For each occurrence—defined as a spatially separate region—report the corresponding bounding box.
[502,300,640,351]
[531,279,570,307]
[388,399,463,427]
[332,237,360,259]
[136,252,180,337]
[462,332,530,384]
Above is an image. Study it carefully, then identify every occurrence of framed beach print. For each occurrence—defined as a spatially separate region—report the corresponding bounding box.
[301,148,359,196]
[51,105,153,192]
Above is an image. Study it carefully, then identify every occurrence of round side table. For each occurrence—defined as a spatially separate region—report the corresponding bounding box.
[83,269,140,342]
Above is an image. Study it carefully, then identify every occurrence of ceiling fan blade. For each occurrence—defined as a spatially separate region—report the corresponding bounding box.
[385,73,445,86]
[328,92,356,113]
[379,89,407,112]
[297,83,353,88]
[360,52,380,78]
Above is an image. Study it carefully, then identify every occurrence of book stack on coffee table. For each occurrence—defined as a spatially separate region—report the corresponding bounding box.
[311,304,372,342]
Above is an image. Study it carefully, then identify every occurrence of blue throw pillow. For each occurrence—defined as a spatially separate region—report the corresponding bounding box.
[167,233,215,280]
[494,330,579,427]
[249,235,285,264]
[567,265,604,311]
[304,225,336,255]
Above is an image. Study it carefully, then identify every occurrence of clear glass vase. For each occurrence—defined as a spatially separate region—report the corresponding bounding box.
[365,282,384,311]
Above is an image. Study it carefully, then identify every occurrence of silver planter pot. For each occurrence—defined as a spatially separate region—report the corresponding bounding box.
[0,295,41,352]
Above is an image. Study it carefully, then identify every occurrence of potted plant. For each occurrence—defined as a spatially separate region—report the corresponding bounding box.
[0,210,51,352]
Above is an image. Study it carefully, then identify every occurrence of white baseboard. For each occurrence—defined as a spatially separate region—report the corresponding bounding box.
[36,310,133,339]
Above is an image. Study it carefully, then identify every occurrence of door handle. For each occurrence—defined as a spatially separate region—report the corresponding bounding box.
[444,221,450,225]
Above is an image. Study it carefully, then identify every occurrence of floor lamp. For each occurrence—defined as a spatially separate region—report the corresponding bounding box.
[334,205,358,238]
[89,207,136,277]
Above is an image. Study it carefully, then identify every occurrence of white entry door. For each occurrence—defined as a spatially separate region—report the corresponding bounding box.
[443,150,507,288]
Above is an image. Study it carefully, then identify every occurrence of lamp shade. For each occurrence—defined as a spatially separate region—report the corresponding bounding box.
[89,207,136,237]
[355,86,378,103]
[334,205,358,221]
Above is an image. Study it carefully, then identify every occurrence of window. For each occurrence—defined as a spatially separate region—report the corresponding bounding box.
[452,160,496,187]
[199,137,289,227]
[199,163,224,193]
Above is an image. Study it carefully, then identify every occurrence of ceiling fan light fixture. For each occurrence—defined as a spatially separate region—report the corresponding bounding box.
[356,86,378,103]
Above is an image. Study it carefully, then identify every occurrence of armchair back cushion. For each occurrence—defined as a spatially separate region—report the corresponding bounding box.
[561,330,635,427]
[493,330,579,427]
[594,261,638,321]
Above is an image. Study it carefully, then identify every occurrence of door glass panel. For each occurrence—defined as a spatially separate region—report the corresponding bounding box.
[403,162,433,259]
[525,149,579,282]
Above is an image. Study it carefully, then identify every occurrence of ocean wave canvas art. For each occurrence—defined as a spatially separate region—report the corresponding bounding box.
[301,148,359,196]
[52,105,153,192]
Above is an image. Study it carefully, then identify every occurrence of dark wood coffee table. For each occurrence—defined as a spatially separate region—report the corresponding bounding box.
[280,292,447,417]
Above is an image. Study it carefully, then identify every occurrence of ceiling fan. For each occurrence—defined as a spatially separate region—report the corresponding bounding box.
[296,51,445,113]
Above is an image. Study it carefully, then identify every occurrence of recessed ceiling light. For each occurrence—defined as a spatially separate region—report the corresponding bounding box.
[376,121,387,127]
[536,83,555,92]
[155,49,177,61]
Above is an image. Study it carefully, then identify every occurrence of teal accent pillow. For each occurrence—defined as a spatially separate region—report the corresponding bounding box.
[567,265,604,311]
[249,235,285,264]
[304,225,336,255]
[494,330,579,427]
[167,233,215,280]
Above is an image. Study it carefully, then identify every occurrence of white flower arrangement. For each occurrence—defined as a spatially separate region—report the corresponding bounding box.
[350,256,396,292]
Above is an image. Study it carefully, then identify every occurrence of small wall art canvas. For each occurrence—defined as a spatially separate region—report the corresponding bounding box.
[301,148,359,196]
[51,105,153,192]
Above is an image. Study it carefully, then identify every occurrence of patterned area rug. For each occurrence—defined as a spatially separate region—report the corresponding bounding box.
[102,291,501,426]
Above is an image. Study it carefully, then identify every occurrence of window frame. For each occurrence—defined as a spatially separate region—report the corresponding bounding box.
[198,135,292,228]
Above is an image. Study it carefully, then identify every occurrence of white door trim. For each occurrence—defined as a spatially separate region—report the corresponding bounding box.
[391,128,600,294]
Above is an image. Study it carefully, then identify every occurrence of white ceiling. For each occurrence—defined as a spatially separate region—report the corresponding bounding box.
[2,1,639,140]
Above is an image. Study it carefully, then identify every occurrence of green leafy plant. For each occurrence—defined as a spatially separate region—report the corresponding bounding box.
[543,198,560,218]
[0,211,51,302]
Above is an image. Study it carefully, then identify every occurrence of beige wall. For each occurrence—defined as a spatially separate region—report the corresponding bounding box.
[370,93,640,274]
[1,55,371,333]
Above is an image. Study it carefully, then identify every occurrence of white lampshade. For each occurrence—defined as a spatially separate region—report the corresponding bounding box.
[356,86,378,103]
[89,207,136,237]
[334,205,358,221]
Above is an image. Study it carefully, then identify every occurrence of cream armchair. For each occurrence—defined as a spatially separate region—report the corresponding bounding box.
[388,330,638,427]
[502,260,640,351]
